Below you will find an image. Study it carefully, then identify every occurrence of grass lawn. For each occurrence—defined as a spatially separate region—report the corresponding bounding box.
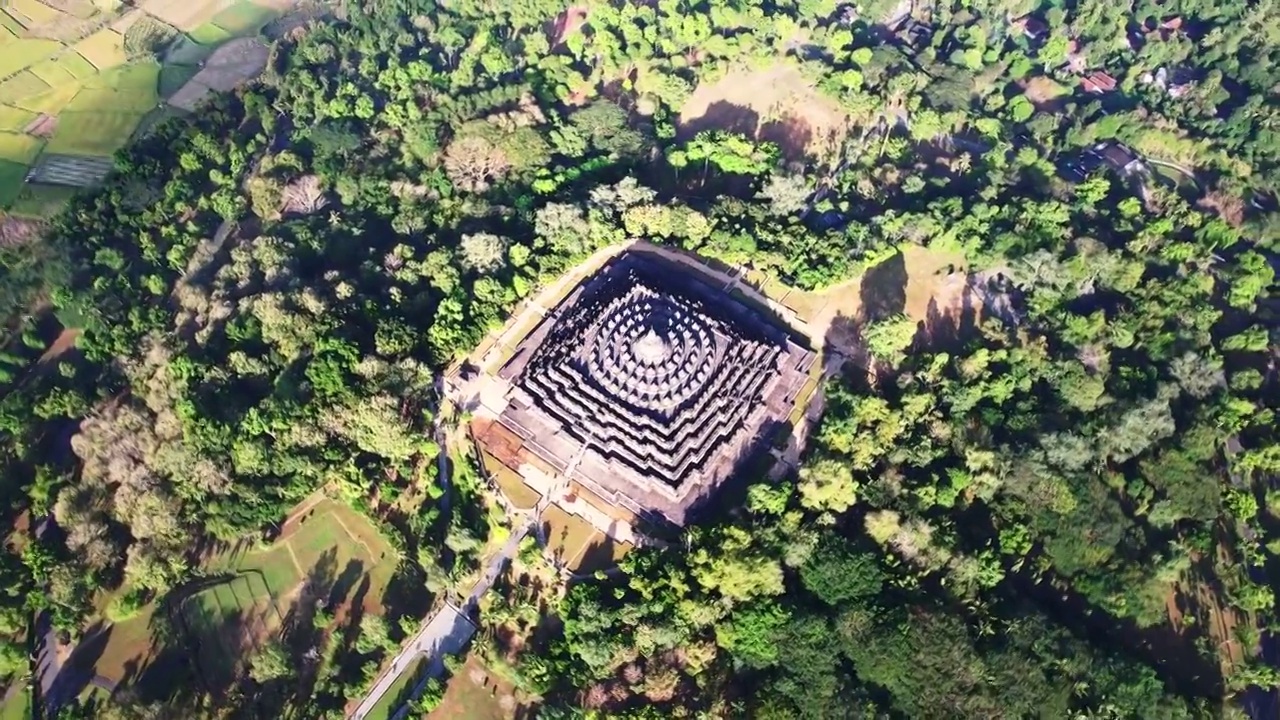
[366,655,430,720]
[89,601,161,686]
[0,160,29,207]
[74,29,129,70]
[210,0,278,36]
[8,183,80,217]
[0,685,29,720]
[0,132,43,164]
[566,530,631,574]
[0,39,61,77]
[540,506,595,568]
[0,106,37,133]
[46,111,145,156]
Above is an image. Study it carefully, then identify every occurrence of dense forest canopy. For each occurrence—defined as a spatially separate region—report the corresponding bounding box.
[0,0,1276,718]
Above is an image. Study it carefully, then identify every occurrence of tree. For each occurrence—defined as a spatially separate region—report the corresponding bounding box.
[863,315,917,366]
[757,173,811,216]
[249,640,292,684]
[797,458,859,515]
[444,136,510,192]
[459,233,509,273]
[799,537,884,606]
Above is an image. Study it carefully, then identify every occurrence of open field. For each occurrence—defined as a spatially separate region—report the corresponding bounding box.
[427,654,534,720]
[678,62,851,163]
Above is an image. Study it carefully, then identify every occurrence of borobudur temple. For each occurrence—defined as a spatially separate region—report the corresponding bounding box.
[495,250,815,526]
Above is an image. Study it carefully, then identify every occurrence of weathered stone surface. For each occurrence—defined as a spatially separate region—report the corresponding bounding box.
[496,251,814,526]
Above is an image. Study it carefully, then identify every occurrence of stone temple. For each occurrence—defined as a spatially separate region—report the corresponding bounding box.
[494,251,814,526]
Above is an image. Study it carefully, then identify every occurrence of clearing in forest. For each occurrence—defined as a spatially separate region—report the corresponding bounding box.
[678,63,851,163]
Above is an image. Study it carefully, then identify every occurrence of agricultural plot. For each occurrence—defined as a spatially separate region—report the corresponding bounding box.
[0,106,37,133]
[140,0,232,31]
[0,132,44,164]
[168,37,268,111]
[28,153,113,186]
[6,0,66,28]
[45,111,144,155]
[0,38,61,77]
[73,28,128,69]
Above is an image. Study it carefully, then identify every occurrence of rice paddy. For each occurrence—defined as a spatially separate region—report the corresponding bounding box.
[0,0,290,215]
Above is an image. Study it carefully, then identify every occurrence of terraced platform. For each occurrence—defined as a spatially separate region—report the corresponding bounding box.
[495,250,814,526]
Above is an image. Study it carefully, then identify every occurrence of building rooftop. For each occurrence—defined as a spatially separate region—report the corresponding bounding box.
[492,251,814,526]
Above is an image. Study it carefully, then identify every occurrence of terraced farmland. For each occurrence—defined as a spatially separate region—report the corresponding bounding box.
[0,0,296,217]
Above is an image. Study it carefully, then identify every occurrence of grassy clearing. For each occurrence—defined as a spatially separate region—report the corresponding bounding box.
[0,106,37,133]
[9,183,79,217]
[74,28,128,69]
[46,110,144,155]
[0,132,43,163]
[0,159,27,207]
[87,499,399,697]
[0,38,61,77]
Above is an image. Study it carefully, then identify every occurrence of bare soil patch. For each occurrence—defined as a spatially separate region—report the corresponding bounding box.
[37,327,80,364]
[549,5,587,47]
[1020,76,1069,110]
[678,63,850,163]
[23,113,58,138]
